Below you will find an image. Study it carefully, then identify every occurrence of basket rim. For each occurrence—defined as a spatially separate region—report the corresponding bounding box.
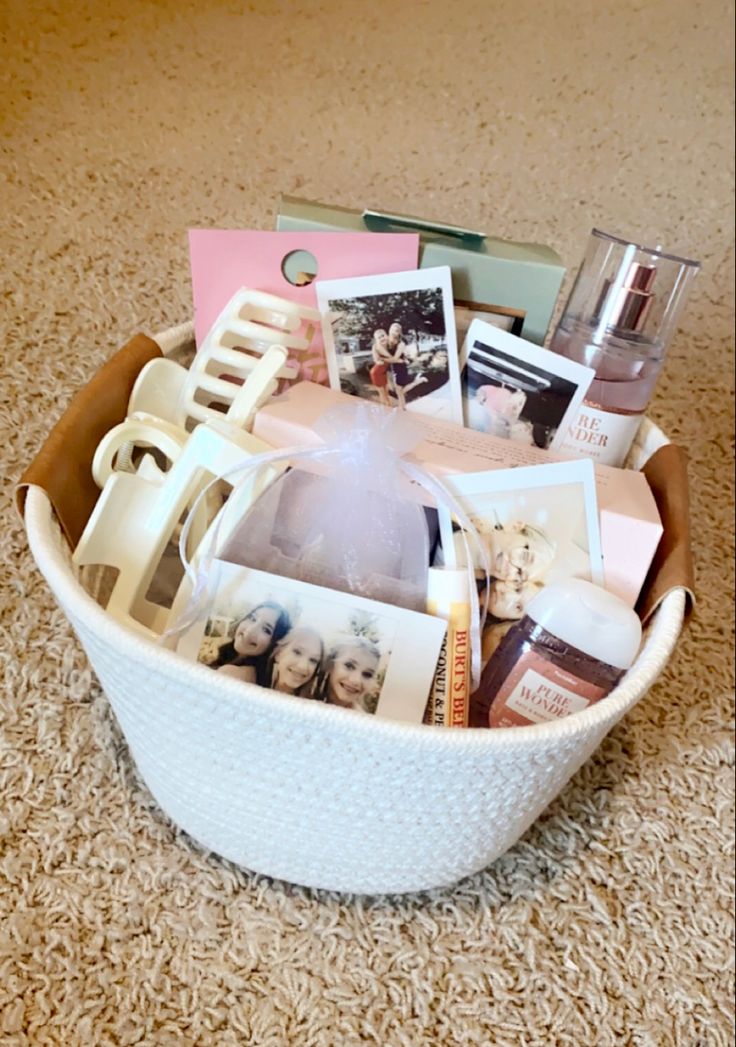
[24,479,685,751]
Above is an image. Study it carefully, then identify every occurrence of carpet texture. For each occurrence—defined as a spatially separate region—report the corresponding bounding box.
[1,1,734,1044]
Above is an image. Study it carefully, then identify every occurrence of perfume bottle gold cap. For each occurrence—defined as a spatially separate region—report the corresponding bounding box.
[597,261,657,333]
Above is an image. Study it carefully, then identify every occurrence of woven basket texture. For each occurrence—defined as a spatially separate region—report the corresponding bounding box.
[23,326,686,893]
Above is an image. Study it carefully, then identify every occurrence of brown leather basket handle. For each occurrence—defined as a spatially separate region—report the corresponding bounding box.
[637,443,696,624]
[15,333,162,549]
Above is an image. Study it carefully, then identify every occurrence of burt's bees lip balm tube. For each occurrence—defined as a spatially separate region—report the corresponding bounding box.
[470,579,641,729]
[549,230,699,467]
[425,567,471,727]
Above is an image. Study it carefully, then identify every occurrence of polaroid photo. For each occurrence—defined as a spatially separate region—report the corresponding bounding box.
[175,559,446,724]
[315,266,463,425]
[437,459,603,656]
[460,319,595,451]
[454,299,525,349]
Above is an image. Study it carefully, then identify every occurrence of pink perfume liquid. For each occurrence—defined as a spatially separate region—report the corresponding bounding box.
[550,318,666,414]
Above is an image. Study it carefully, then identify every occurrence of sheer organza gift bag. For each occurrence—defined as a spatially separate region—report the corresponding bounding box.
[173,401,488,688]
[220,404,431,612]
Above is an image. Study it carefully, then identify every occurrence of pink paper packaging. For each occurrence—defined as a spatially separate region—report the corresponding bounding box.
[188,230,420,385]
[253,381,663,609]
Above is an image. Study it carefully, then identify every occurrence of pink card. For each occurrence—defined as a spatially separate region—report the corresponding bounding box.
[188,230,419,385]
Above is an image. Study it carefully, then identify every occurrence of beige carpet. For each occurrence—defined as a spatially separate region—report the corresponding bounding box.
[2,0,734,1043]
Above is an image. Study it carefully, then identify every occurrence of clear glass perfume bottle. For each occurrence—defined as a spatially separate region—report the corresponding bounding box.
[549,230,700,467]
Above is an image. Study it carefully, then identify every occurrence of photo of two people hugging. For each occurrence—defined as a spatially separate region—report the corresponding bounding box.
[368,320,428,410]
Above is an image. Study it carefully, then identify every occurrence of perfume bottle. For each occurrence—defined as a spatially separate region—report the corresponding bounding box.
[470,579,642,729]
[549,230,700,467]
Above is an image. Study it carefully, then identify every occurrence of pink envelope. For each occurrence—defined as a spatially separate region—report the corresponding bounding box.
[189,230,420,385]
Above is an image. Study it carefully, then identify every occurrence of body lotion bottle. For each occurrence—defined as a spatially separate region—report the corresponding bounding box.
[549,230,699,467]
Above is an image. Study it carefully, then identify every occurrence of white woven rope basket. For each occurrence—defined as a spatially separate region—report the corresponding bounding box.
[23,323,686,894]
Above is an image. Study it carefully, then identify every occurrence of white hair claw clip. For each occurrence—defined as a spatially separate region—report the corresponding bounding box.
[129,289,319,431]
[74,419,282,639]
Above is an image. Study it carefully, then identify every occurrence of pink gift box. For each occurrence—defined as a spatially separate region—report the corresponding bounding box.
[253,381,663,608]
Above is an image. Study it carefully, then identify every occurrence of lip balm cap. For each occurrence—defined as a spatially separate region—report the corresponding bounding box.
[525,578,642,670]
[427,566,470,606]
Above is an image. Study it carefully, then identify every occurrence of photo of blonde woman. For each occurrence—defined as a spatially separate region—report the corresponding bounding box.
[268,626,324,698]
[316,638,381,713]
[368,328,392,407]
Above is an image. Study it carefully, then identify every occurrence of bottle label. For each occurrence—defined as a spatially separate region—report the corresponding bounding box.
[489,649,607,728]
[557,404,643,467]
[426,599,470,727]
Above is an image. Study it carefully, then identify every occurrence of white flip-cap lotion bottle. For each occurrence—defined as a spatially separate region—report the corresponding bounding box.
[470,579,642,729]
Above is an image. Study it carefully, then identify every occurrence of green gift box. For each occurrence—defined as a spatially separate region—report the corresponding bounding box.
[276,195,566,346]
